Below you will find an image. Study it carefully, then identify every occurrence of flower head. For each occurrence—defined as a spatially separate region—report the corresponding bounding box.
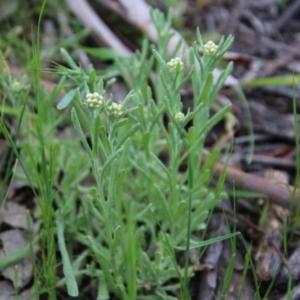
[167,57,184,73]
[203,41,218,56]
[107,102,122,117]
[174,112,185,123]
[11,81,22,92]
[84,92,103,108]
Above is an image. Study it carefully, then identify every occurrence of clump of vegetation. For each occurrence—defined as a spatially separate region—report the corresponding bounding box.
[0,7,236,300]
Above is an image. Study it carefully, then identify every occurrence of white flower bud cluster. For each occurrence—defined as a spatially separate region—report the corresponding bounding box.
[85,92,103,108]
[167,57,184,73]
[174,112,185,123]
[107,102,122,117]
[203,41,218,56]
[11,81,22,92]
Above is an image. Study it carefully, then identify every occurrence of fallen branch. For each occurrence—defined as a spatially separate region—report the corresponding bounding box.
[213,159,300,209]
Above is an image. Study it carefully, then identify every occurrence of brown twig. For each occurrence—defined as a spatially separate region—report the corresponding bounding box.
[276,0,300,31]
[212,159,300,209]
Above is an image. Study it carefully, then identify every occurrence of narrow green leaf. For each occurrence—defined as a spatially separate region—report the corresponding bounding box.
[72,96,90,132]
[211,62,233,101]
[126,212,137,299]
[200,103,230,136]
[79,46,121,60]
[85,236,115,289]
[142,132,151,161]
[238,252,251,299]
[138,103,147,130]
[0,236,38,272]
[174,232,240,250]
[154,185,172,224]
[102,148,123,175]
[152,49,166,66]
[60,48,79,70]
[0,105,37,118]
[150,153,171,183]
[88,187,97,200]
[57,88,77,110]
[56,218,79,296]
[221,253,236,295]
[71,108,93,162]
[116,123,140,149]
[99,126,111,156]
[107,158,119,215]
[92,114,102,157]
[112,226,123,253]
[114,118,128,130]
[200,72,214,107]
[97,275,109,300]
[187,126,196,147]
[202,148,220,171]
[242,75,300,87]
[174,201,187,222]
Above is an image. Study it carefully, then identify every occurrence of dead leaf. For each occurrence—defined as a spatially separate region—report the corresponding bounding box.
[0,280,14,300]
[1,202,29,230]
[0,229,33,289]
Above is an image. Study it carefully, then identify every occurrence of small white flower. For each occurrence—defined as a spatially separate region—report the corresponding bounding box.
[84,92,103,108]
[107,102,122,117]
[174,112,185,122]
[167,57,184,73]
[203,41,218,56]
